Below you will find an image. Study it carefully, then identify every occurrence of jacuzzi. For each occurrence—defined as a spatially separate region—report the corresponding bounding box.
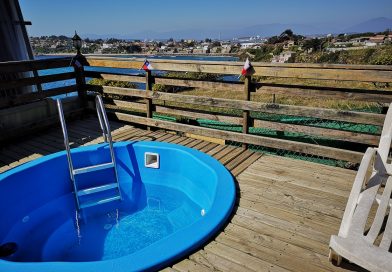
[0,141,235,272]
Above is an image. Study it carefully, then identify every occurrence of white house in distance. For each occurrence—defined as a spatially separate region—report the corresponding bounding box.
[365,35,386,47]
[102,43,112,49]
[349,37,369,46]
[240,42,256,49]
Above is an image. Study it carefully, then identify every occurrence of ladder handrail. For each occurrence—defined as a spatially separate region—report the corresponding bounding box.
[95,95,123,201]
[96,95,110,141]
[56,94,122,210]
[56,99,80,209]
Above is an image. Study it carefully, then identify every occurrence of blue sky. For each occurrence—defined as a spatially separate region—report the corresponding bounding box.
[20,0,392,37]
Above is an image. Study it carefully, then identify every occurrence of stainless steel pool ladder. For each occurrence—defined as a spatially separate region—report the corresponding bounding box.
[56,95,122,210]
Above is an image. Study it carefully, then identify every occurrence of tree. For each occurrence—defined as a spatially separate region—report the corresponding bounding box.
[267,29,296,44]
[126,44,142,53]
[205,38,212,43]
[280,29,293,38]
[267,36,279,44]
[302,38,322,52]
[273,45,283,55]
[58,35,69,40]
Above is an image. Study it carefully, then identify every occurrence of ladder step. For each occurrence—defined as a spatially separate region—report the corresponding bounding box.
[73,162,114,175]
[77,183,118,197]
[79,195,121,209]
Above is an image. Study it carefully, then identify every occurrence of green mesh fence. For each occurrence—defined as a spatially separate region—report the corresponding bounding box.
[151,109,382,169]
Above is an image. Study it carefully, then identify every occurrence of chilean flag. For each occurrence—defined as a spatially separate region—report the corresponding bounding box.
[142,60,153,71]
[241,58,253,76]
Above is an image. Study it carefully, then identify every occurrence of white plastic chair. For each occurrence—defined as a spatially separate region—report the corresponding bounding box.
[329,104,392,271]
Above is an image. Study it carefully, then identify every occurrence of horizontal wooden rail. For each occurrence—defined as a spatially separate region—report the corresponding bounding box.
[0,57,73,73]
[255,84,392,103]
[86,56,392,82]
[103,98,243,125]
[86,56,392,70]
[86,70,392,103]
[84,71,146,84]
[100,97,379,146]
[85,70,245,91]
[88,85,147,98]
[109,111,364,163]
[106,99,147,111]
[0,72,75,90]
[88,84,385,126]
[0,85,78,108]
[252,119,379,145]
[155,105,243,125]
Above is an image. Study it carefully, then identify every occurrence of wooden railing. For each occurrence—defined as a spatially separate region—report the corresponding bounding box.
[82,56,392,164]
[0,57,79,107]
[0,57,85,141]
[2,55,392,165]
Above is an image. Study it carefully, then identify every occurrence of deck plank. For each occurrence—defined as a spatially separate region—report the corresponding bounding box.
[172,259,213,272]
[0,116,362,271]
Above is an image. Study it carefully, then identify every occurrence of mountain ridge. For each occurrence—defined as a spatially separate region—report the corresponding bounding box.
[81,17,392,40]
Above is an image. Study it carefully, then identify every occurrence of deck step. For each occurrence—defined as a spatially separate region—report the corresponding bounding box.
[73,162,114,175]
[79,195,121,209]
[77,183,118,197]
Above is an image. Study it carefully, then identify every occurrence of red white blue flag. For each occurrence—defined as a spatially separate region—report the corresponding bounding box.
[241,58,253,76]
[142,60,153,71]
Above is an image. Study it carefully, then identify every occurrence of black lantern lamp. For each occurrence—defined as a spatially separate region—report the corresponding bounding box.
[72,31,82,55]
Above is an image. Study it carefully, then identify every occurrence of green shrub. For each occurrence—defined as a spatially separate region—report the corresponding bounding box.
[89,78,137,88]
[164,71,221,81]
[370,47,392,65]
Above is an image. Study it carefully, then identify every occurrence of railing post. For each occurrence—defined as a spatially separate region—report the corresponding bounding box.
[145,70,153,130]
[73,55,87,108]
[242,75,251,149]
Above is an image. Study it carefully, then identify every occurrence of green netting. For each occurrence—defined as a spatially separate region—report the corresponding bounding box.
[250,112,381,134]
[151,110,381,169]
[152,113,177,122]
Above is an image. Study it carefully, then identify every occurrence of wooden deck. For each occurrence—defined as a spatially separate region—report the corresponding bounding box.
[0,116,363,271]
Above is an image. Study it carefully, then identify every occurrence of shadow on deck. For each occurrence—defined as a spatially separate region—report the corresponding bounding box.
[0,116,364,272]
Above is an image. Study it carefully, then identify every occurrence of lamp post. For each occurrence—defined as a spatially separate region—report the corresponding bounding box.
[71,31,86,106]
[72,31,82,55]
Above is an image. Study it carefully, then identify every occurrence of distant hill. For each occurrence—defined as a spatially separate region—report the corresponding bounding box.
[81,17,392,40]
[344,17,392,33]
[92,24,336,41]
[123,24,337,40]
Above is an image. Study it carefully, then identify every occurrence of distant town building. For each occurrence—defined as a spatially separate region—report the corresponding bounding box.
[272,51,295,63]
[202,45,210,53]
[102,43,111,49]
[368,35,386,45]
[349,37,369,46]
[283,40,295,50]
[240,42,256,49]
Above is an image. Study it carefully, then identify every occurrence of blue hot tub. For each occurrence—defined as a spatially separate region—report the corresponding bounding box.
[0,141,235,272]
